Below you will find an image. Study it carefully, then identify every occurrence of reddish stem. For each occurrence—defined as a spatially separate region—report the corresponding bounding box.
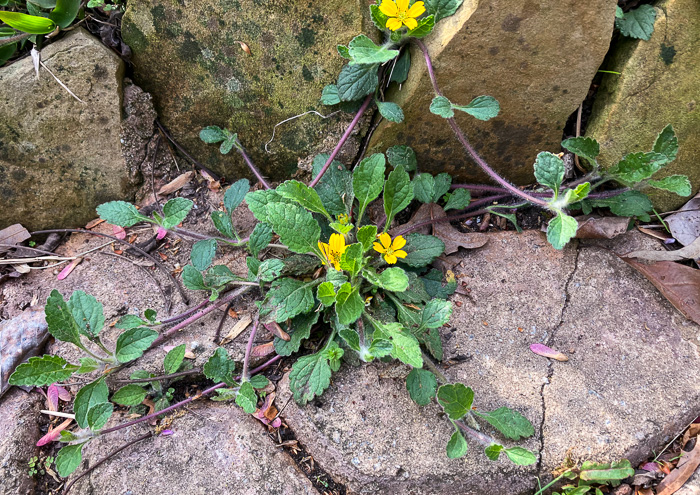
[159,299,210,324]
[235,141,272,190]
[241,318,259,381]
[396,208,490,236]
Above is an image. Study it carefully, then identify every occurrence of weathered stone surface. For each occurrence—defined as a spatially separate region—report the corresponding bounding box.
[278,231,575,494]
[677,469,700,495]
[121,0,370,182]
[0,388,42,495]
[586,0,700,211]
[369,0,616,184]
[541,233,700,473]
[0,28,136,231]
[67,403,319,494]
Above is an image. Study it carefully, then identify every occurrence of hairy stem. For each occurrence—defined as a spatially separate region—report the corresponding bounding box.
[308,94,373,188]
[241,318,259,381]
[454,419,497,447]
[159,299,211,324]
[235,139,272,190]
[241,354,282,378]
[112,369,201,384]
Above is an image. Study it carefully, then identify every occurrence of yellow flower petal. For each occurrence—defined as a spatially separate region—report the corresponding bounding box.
[378,0,398,17]
[384,253,398,264]
[330,233,345,253]
[318,241,329,265]
[373,241,387,254]
[391,235,407,250]
[394,250,407,259]
[385,17,403,31]
[378,232,392,249]
[402,17,418,30]
[396,0,409,13]
[406,1,426,17]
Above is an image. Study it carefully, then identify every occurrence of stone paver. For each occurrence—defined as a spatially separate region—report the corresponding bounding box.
[0,388,42,495]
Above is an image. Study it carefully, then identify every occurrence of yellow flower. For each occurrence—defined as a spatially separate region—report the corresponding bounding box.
[373,233,407,264]
[318,233,347,271]
[337,213,350,225]
[379,0,426,31]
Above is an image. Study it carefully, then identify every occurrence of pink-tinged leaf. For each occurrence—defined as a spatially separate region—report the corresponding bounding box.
[252,393,281,427]
[530,343,569,362]
[112,225,127,240]
[160,429,174,436]
[36,418,72,446]
[641,462,661,472]
[263,322,290,342]
[47,384,59,411]
[57,257,83,280]
[156,227,167,240]
[251,342,275,357]
[55,385,71,402]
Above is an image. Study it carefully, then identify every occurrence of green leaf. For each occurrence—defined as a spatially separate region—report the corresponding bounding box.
[421,299,453,329]
[384,165,414,227]
[369,4,388,30]
[257,259,285,282]
[246,257,261,279]
[74,378,109,428]
[376,100,404,123]
[220,136,239,155]
[55,444,84,477]
[181,264,208,291]
[248,222,273,258]
[425,0,464,22]
[280,255,321,277]
[268,278,316,322]
[422,268,456,299]
[366,267,409,292]
[145,309,157,323]
[321,84,341,105]
[647,175,691,196]
[162,197,193,229]
[369,339,393,358]
[562,182,591,205]
[432,173,452,203]
[446,430,468,459]
[616,4,656,40]
[336,63,379,102]
[96,201,147,227]
[616,6,624,18]
[289,349,333,404]
[211,211,236,239]
[607,151,667,184]
[652,124,678,163]
[29,0,59,8]
[586,190,653,220]
[353,153,386,218]
[504,447,537,466]
[322,341,344,372]
[276,180,331,218]
[402,234,445,267]
[430,96,454,118]
[337,45,351,59]
[386,145,417,172]
[224,178,250,212]
[69,290,104,338]
[561,137,599,164]
[357,225,378,252]
[437,383,474,420]
[406,368,437,406]
[115,315,147,330]
[76,357,100,374]
[335,284,364,325]
[49,0,80,28]
[203,347,235,385]
[249,375,270,389]
[317,282,337,306]
[339,243,364,277]
[382,322,423,368]
[265,203,321,255]
[312,154,354,217]
[274,311,319,357]
[164,344,186,375]
[394,272,431,304]
[347,34,399,65]
[235,381,257,413]
[190,239,217,272]
[485,444,504,461]
[211,388,237,401]
[45,290,82,346]
[579,459,634,482]
[444,189,471,211]
[86,402,113,431]
[453,95,500,121]
[547,213,578,250]
[390,50,411,84]
[413,174,435,204]
[0,11,56,34]
[115,328,158,363]
[534,152,565,192]
[244,190,291,224]
[8,355,79,386]
[339,329,361,352]
[407,14,435,38]
[474,407,535,440]
[199,126,227,144]
[111,384,148,406]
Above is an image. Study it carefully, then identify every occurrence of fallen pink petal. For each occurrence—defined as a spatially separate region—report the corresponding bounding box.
[112,225,127,240]
[57,257,83,281]
[529,343,569,362]
[160,429,174,436]
[156,227,168,240]
[36,418,72,446]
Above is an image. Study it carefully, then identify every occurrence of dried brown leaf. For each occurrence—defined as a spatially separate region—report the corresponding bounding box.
[625,236,700,262]
[655,435,700,495]
[219,315,252,345]
[157,171,194,196]
[574,215,631,239]
[666,192,700,246]
[621,258,700,325]
[251,341,275,357]
[0,224,30,254]
[0,307,49,398]
[264,321,291,342]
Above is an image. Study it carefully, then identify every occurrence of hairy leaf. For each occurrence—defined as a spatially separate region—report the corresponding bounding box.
[430,95,454,118]
[353,153,386,218]
[446,430,468,459]
[474,407,535,440]
[425,0,464,21]
[268,278,316,322]
[161,197,193,229]
[74,378,108,428]
[111,384,148,406]
[68,290,104,338]
[289,349,332,405]
[190,239,217,272]
[406,368,437,406]
[453,95,500,121]
[45,290,82,346]
[616,4,656,40]
[647,175,691,196]
[96,201,147,227]
[534,152,565,192]
[235,381,258,413]
[203,347,235,385]
[437,383,474,420]
[266,203,321,255]
[55,444,84,477]
[376,100,404,123]
[224,179,250,213]
[402,234,445,267]
[86,401,113,431]
[561,136,599,164]
[413,174,435,204]
[163,344,186,375]
[115,328,158,363]
[444,189,471,211]
[274,311,319,356]
[547,213,578,250]
[386,145,417,172]
[504,447,537,466]
[8,355,79,387]
[248,222,273,258]
[348,34,399,65]
[384,165,414,227]
[276,180,331,218]
[336,63,379,102]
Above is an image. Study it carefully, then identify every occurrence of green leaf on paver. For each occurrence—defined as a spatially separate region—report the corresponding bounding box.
[376,100,404,123]
[336,63,379,102]
[453,95,500,121]
[547,213,578,250]
[248,222,273,258]
[199,126,227,143]
[652,124,678,163]
[190,239,217,272]
[312,154,354,217]
[421,268,457,299]
[45,290,82,346]
[616,4,656,40]
[224,179,250,213]
[8,355,79,387]
[386,145,417,172]
[357,225,378,252]
[473,406,535,440]
[289,348,333,405]
[390,50,411,84]
[55,444,85,477]
[211,211,236,239]
[446,430,468,459]
[585,190,653,220]
[76,357,100,374]
[276,180,331,219]
[182,264,207,291]
[402,234,445,268]
[579,459,635,482]
[380,322,423,368]
[421,299,453,329]
[425,0,464,22]
[163,344,186,375]
[413,174,435,204]
[86,402,113,431]
[485,444,504,461]
[268,278,316,322]
[74,378,109,428]
[406,368,438,406]
[274,311,320,357]
[347,34,399,65]
[384,165,414,227]
[69,290,104,338]
[257,259,285,282]
[115,328,158,363]
[96,201,147,227]
[607,152,668,184]
[504,447,537,466]
[353,153,386,218]
[561,136,600,164]
[203,347,235,386]
[111,384,148,406]
[235,381,258,413]
[534,152,565,192]
[162,198,193,229]
[444,189,471,211]
[321,84,341,105]
[265,203,321,255]
[430,95,454,118]
[647,175,691,196]
[437,383,474,420]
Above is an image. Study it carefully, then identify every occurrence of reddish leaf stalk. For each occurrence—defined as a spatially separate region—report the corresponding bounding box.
[241,318,259,381]
[235,141,272,190]
[159,299,211,324]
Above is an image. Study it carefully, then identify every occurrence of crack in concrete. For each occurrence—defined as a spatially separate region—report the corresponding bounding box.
[534,242,581,483]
